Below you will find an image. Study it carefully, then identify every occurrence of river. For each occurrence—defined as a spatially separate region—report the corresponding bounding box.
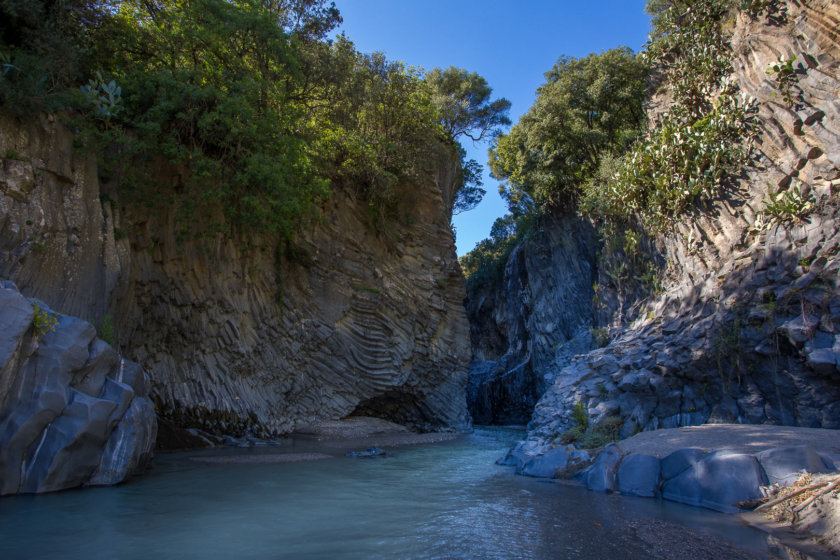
[0,427,802,559]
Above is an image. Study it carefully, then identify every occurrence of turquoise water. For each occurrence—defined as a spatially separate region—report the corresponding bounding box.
[0,427,787,559]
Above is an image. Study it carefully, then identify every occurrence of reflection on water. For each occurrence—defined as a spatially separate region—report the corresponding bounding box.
[0,427,798,559]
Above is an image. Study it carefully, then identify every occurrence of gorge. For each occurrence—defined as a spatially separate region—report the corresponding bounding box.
[1,0,839,557]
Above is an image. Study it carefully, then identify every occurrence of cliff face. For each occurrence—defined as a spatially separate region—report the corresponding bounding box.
[468,0,840,439]
[466,213,598,424]
[0,118,470,438]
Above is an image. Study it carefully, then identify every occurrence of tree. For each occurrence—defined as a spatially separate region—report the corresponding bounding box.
[425,66,511,215]
[488,47,647,210]
[424,66,511,142]
[452,145,485,215]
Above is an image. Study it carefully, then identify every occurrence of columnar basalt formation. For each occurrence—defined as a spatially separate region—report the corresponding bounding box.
[0,280,156,495]
[0,116,470,441]
[468,0,840,440]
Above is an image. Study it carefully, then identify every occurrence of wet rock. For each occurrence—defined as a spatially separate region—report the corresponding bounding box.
[586,443,623,492]
[518,446,569,478]
[346,447,391,458]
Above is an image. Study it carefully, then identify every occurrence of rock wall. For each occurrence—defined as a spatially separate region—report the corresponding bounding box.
[469,0,840,440]
[466,212,598,424]
[528,0,840,442]
[0,280,155,495]
[0,116,470,438]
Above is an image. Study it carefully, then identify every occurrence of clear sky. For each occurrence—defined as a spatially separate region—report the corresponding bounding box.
[333,1,652,256]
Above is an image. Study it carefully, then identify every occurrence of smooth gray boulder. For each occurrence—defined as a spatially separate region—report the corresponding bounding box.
[661,448,706,480]
[756,445,834,486]
[662,450,767,513]
[617,454,661,498]
[518,446,569,478]
[497,440,540,469]
[586,443,623,492]
[0,282,157,494]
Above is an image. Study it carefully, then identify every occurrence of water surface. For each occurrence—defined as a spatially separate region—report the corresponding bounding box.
[0,427,794,559]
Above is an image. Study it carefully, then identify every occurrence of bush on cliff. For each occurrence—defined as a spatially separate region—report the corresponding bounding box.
[0,0,505,241]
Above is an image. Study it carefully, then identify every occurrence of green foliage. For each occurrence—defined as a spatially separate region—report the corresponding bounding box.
[571,400,589,429]
[579,416,623,448]
[489,47,647,210]
[79,71,122,121]
[84,0,335,239]
[585,93,756,230]
[759,183,814,229]
[560,415,622,448]
[740,0,786,20]
[3,0,493,244]
[585,0,758,232]
[458,212,534,291]
[424,66,511,142]
[32,302,58,339]
[98,314,114,346]
[765,56,798,107]
[452,145,485,215]
[0,0,105,113]
[589,327,610,348]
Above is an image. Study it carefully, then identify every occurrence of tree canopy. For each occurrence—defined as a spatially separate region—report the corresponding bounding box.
[424,66,511,142]
[0,0,500,240]
[488,47,648,211]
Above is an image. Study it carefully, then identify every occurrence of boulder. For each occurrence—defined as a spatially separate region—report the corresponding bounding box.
[661,448,706,481]
[497,440,540,469]
[617,454,661,498]
[662,451,767,513]
[756,445,834,486]
[586,443,623,492]
[518,446,569,478]
[0,281,156,494]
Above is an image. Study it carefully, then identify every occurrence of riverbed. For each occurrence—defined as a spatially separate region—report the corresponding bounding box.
[0,427,804,559]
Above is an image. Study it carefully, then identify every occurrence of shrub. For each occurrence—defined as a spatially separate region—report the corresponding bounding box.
[32,302,58,339]
[571,400,589,430]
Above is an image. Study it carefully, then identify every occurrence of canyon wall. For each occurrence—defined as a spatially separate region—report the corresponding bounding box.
[468,0,840,440]
[0,116,470,439]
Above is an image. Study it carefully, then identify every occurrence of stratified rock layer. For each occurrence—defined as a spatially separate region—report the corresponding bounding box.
[0,117,470,437]
[0,280,155,495]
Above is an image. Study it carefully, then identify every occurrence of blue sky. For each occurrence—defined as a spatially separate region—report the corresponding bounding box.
[333,1,652,256]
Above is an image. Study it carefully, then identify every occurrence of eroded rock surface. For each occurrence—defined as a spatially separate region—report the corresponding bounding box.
[0,280,155,495]
[0,116,470,438]
[471,0,840,444]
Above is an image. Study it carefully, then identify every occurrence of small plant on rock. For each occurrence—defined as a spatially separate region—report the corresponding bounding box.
[32,303,58,339]
[765,56,798,107]
[761,183,814,229]
[571,400,589,430]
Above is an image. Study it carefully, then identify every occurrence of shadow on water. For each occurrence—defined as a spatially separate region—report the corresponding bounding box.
[0,427,819,559]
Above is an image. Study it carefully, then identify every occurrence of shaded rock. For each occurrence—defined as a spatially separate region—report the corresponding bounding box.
[155,417,220,450]
[0,281,156,494]
[617,454,661,498]
[496,440,540,469]
[518,446,568,478]
[586,443,623,492]
[661,448,706,481]
[662,451,767,513]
